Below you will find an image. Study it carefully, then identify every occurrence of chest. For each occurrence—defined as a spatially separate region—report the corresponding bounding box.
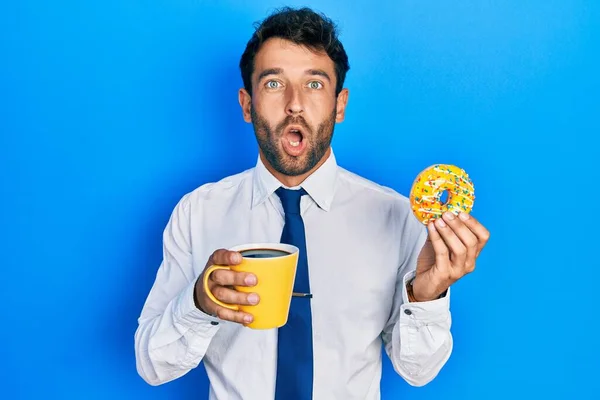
[193,201,402,327]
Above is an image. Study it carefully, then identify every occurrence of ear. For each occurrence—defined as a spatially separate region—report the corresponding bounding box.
[238,88,252,123]
[335,88,349,123]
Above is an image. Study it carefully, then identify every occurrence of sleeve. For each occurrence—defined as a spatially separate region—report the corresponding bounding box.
[381,205,453,387]
[134,193,222,386]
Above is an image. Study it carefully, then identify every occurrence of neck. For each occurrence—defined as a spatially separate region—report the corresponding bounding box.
[260,147,331,188]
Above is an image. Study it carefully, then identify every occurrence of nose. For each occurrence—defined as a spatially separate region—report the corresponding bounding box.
[285,86,304,116]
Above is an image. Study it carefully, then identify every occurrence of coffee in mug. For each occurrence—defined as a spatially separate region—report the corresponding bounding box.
[239,248,291,258]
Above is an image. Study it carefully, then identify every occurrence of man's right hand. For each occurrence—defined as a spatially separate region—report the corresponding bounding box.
[194,249,259,325]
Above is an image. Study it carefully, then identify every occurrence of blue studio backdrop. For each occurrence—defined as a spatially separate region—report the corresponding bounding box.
[1,1,598,399]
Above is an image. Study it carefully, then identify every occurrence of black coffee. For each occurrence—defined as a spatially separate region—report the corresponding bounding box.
[240,248,290,259]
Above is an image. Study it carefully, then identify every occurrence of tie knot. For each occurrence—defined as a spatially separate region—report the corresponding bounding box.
[275,187,307,215]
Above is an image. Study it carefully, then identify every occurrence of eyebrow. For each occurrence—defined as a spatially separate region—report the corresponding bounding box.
[256,68,332,83]
[257,68,283,82]
[305,69,331,82]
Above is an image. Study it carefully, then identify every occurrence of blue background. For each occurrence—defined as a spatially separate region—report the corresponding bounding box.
[1,1,598,399]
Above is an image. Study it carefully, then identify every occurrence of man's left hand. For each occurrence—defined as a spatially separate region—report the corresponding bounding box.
[410,211,490,302]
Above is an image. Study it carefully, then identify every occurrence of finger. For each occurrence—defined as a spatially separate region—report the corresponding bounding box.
[457,213,491,256]
[442,212,478,273]
[427,221,451,271]
[435,216,467,272]
[211,285,260,306]
[214,306,254,325]
[210,269,257,287]
[211,249,243,266]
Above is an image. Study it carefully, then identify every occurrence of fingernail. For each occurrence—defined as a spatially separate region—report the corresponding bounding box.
[444,212,455,220]
[232,253,242,263]
[245,274,257,286]
[428,222,436,231]
[459,212,469,221]
[436,218,446,228]
[248,293,259,304]
[244,315,253,323]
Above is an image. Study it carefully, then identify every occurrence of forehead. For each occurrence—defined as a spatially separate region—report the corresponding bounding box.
[253,37,335,78]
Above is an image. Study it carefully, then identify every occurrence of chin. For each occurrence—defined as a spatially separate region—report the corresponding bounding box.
[275,154,314,176]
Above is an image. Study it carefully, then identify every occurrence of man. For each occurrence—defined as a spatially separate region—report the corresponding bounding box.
[135,7,490,399]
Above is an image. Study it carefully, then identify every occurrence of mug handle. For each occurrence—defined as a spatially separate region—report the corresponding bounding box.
[202,265,240,311]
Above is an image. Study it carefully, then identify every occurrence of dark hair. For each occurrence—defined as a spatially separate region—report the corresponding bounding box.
[239,7,350,96]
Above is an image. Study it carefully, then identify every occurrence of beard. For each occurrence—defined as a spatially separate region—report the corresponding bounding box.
[250,105,336,177]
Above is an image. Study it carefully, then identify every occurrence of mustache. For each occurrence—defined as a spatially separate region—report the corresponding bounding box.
[274,115,311,135]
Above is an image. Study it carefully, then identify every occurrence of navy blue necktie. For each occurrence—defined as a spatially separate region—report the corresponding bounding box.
[274,187,313,400]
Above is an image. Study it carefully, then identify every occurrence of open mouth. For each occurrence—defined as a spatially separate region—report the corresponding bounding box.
[284,125,304,147]
[281,125,307,156]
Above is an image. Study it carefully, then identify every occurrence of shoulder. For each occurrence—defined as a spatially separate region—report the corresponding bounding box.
[337,166,411,210]
[175,167,254,211]
[336,166,426,237]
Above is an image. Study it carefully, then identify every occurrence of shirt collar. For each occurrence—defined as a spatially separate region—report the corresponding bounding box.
[252,148,338,212]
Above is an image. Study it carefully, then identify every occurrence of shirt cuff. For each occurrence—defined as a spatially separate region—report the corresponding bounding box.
[400,270,450,323]
[175,277,222,329]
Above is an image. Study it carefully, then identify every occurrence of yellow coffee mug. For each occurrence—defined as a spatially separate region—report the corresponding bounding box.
[202,243,299,329]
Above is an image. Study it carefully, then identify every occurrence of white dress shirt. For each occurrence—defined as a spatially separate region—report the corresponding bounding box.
[135,149,453,399]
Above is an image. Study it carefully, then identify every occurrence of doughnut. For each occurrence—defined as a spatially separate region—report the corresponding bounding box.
[409,164,475,225]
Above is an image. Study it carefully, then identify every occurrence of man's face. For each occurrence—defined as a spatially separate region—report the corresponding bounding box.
[240,38,348,177]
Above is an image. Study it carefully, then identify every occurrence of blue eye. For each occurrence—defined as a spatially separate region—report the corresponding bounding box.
[266,81,280,89]
[308,81,323,89]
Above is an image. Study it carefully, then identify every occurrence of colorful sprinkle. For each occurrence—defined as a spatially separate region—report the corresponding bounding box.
[409,164,475,225]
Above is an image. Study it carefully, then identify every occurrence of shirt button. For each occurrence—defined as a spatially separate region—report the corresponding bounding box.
[210,321,219,326]
[404,309,412,316]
